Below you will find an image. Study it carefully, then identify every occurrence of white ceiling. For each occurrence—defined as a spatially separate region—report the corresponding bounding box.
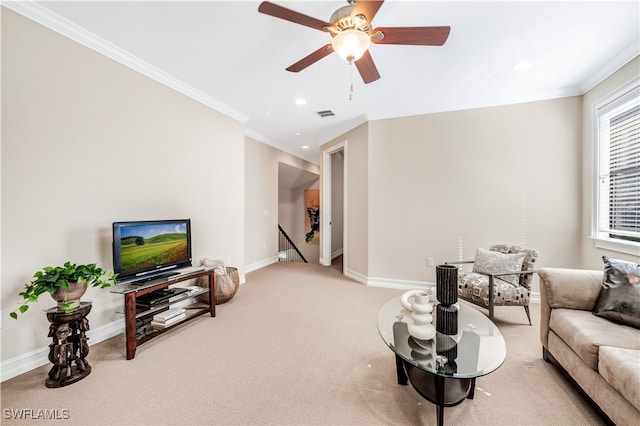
[10,1,640,164]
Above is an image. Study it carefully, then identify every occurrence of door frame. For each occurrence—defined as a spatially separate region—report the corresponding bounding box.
[321,141,347,268]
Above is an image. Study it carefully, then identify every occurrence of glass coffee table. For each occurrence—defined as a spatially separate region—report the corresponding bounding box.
[377,296,506,426]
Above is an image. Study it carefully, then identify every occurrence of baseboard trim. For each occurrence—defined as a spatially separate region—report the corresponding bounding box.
[343,270,432,291]
[367,276,434,291]
[244,257,279,274]
[1,318,125,383]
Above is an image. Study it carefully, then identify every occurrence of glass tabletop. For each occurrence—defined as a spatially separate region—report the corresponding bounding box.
[110,268,213,294]
[377,296,506,379]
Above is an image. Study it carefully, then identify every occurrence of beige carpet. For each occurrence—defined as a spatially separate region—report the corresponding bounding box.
[1,262,604,425]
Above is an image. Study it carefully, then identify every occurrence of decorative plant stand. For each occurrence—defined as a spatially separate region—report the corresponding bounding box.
[45,301,92,388]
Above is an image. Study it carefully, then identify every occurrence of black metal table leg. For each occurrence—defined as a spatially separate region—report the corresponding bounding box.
[467,378,476,399]
[396,354,408,385]
[435,374,446,426]
[436,404,445,426]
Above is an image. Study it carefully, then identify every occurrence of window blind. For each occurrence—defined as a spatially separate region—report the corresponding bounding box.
[598,96,640,243]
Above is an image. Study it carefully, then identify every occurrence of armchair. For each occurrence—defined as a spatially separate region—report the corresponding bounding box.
[447,244,538,325]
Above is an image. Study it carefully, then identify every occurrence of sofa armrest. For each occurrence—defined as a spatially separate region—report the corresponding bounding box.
[538,267,603,349]
[539,268,603,309]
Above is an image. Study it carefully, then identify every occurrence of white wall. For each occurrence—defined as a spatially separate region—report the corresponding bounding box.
[322,98,585,291]
[321,124,370,281]
[319,58,640,290]
[368,97,583,289]
[1,9,244,366]
[580,56,640,268]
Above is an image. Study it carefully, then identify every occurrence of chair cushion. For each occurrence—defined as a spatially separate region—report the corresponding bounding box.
[593,256,640,329]
[458,271,529,307]
[472,248,526,286]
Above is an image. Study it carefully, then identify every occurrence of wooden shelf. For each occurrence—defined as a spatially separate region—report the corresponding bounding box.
[112,269,216,359]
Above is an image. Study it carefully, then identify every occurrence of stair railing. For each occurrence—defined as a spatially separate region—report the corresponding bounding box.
[278,225,308,263]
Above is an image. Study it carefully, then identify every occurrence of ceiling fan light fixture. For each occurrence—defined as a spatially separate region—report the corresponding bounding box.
[513,61,533,72]
[331,29,371,63]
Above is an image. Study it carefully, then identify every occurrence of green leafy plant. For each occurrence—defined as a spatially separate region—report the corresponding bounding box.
[9,261,117,319]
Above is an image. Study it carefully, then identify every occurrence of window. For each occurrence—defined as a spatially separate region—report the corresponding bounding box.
[593,80,640,253]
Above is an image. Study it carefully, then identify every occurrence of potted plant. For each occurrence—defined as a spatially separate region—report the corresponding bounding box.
[9,261,117,319]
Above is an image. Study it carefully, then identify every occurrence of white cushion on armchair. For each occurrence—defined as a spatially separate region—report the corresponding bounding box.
[472,247,526,286]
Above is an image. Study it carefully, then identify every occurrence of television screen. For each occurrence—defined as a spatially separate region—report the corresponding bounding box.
[112,219,192,283]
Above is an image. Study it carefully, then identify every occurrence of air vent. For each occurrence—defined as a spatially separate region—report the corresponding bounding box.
[317,110,335,117]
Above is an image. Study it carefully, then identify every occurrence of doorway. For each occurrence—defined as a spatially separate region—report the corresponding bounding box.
[321,141,346,272]
[277,162,320,264]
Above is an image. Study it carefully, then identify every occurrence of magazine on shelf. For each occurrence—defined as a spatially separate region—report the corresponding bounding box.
[153,307,186,322]
[151,313,186,328]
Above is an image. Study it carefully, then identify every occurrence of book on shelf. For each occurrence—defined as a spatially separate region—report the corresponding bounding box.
[151,313,186,328]
[153,307,186,322]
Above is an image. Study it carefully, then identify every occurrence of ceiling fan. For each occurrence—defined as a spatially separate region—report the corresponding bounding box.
[258,0,450,84]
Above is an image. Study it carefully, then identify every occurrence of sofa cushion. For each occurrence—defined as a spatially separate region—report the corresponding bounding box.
[599,346,640,410]
[593,256,640,329]
[549,308,640,370]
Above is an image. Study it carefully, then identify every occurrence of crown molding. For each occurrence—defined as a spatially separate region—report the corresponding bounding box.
[244,128,271,145]
[579,39,640,94]
[367,85,585,123]
[2,1,249,124]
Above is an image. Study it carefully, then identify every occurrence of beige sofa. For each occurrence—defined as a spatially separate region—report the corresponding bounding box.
[539,267,640,425]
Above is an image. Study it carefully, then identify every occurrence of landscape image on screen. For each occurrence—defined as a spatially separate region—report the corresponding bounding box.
[120,223,188,272]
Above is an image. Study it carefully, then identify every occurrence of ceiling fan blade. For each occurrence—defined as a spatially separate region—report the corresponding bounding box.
[371,26,451,45]
[286,44,334,73]
[355,50,380,84]
[352,0,385,23]
[258,1,331,32]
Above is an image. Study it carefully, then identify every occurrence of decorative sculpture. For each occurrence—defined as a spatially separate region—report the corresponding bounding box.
[45,302,92,388]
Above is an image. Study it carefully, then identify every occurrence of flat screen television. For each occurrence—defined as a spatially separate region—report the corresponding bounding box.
[112,219,192,284]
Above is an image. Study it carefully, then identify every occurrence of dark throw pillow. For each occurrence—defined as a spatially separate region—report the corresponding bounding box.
[593,256,640,329]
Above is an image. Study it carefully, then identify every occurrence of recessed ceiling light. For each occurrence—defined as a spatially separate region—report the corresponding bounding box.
[295,98,307,105]
[294,132,302,136]
[302,145,310,150]
[513,62,533,72]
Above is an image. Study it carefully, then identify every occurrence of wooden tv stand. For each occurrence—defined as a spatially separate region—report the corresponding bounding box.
[111,269,216,359]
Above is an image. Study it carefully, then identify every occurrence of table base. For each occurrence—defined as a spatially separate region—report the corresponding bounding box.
[46,365,91,388]
[396,355,475,426]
